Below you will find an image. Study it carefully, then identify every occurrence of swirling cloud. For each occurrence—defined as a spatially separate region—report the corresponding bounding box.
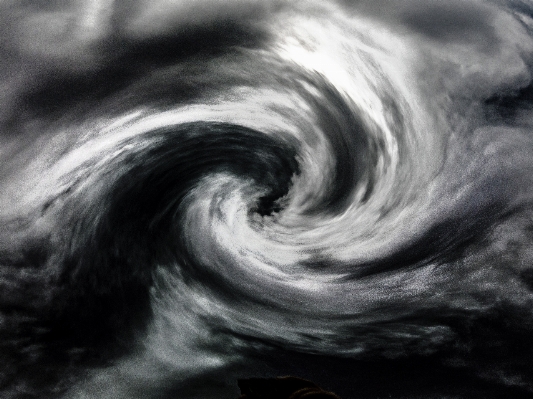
[1,1,533,398]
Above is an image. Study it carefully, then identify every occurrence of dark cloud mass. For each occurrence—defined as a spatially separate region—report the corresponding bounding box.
[1,1,533,398]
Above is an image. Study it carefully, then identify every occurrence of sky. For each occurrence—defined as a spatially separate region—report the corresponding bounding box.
[1,1,533,398]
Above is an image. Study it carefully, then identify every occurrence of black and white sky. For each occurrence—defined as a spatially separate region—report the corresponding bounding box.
[1,1,533,398]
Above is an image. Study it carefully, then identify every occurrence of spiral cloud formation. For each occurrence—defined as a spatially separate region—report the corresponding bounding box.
[2,1,533,398]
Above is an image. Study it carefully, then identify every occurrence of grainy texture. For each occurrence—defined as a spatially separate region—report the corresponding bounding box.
[1,1,533,398]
